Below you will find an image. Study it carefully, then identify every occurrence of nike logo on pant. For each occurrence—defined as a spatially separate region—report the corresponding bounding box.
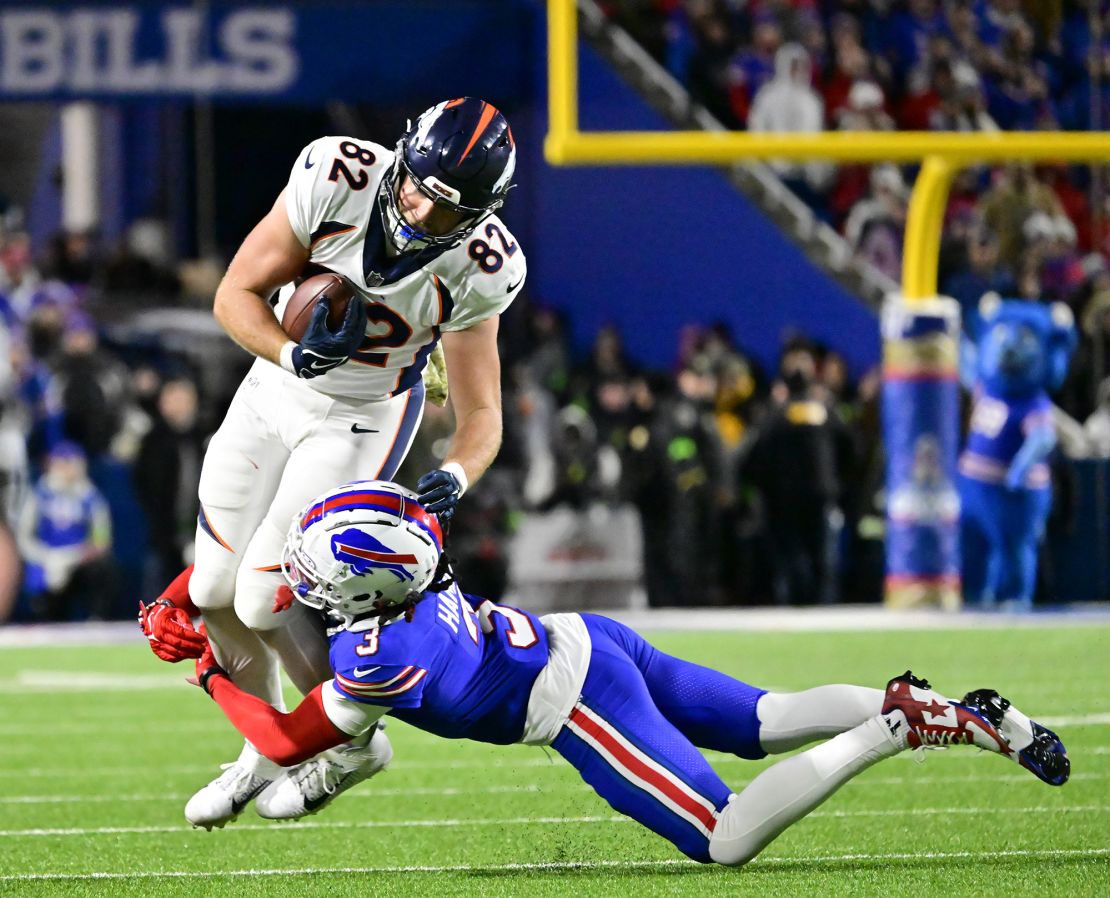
[351,424,379,434]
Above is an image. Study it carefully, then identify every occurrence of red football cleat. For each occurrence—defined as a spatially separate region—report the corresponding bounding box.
[881,671,1012,755]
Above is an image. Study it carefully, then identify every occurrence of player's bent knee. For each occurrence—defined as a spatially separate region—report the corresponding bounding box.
[708,839,758,867]
[188,564,237,611]
[234,577,284,632]
[707,798,762,867]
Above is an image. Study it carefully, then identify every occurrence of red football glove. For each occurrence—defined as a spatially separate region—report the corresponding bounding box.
[137,598,207,663]
[273,584,297,613]
[186,624,228,694]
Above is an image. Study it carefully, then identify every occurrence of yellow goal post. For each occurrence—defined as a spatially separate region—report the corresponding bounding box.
[545,0,1110,302]
[544,0,1110,608]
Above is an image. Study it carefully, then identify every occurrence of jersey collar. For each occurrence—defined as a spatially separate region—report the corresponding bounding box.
[362,192,454,288]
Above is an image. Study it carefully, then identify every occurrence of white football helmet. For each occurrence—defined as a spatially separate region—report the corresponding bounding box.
[282,481,443,626]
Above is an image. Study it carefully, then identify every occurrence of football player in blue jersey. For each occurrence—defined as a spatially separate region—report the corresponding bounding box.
[158,481,1069,865]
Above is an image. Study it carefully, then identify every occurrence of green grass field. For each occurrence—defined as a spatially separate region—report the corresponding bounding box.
[0,623,1107,898]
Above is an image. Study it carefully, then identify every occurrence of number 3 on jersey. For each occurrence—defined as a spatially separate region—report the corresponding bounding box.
[477,600,538,649]
[354,629,380,656]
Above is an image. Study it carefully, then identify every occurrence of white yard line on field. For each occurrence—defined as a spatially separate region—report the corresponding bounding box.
[1035,712,1110,727]
[0,805,1105,838]
[0,847,1107,882]
[0,750,1102,783]
[0,783,548,804]
[0,757,564,776]
[0,770,1104,804]
[0,671,188,692]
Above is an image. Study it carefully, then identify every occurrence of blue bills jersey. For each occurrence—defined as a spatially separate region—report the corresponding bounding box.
[959,389,1054,488]
[27,478,109,549]
[327,583,549,744]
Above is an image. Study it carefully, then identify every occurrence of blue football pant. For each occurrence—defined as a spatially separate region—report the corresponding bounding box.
[551,614,766,862]
[551,614,890,864]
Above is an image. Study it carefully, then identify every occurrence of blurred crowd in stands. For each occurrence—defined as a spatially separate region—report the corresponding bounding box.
[3,198,1108,622]
[603,1,1110,312]
[5,1,1110,619]
[0,217,222,623]
[0,219,882,618]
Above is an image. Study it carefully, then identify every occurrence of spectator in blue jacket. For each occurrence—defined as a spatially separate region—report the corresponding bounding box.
[18,440,115,620]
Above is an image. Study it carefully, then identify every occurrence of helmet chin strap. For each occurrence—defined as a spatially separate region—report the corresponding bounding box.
[391,222,435,253]
[380,180,436,254]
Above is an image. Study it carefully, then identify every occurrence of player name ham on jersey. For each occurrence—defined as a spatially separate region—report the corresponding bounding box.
[277,135,527,401]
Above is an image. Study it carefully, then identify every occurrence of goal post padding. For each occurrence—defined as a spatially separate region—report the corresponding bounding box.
[881,296,962,610]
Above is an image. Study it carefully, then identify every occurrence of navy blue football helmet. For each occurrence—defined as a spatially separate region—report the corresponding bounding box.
[381,97,516,251]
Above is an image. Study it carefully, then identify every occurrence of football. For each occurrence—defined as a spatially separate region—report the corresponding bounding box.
[281,272,356,342]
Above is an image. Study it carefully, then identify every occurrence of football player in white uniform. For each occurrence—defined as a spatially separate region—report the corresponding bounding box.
[158,97,525,828]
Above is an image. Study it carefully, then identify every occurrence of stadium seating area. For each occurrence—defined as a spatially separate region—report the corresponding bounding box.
[1,227,1107,620]
[4,1,1110,620]
[601,1,1110,377]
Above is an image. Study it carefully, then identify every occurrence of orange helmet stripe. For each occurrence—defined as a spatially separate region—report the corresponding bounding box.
[457,101,498,164]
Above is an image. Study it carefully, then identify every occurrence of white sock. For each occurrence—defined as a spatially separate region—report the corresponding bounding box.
[710,716,902,866]
[757,685,885,753]
[234,741,283,778]
[200,607,287,777]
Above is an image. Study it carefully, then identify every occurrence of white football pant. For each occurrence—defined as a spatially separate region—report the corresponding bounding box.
[190,360,424,699]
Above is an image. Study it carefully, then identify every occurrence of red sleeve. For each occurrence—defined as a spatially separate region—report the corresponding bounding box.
[207,679,348,766]
[160,565,199,617]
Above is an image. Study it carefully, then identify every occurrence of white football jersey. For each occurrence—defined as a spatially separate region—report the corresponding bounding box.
[277,135,526,401]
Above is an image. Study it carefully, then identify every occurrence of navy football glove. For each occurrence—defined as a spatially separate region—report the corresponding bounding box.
[291,297,368,379]
[417,468,464,521]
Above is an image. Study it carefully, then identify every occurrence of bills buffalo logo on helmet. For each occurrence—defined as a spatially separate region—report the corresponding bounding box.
[331,528,418,583]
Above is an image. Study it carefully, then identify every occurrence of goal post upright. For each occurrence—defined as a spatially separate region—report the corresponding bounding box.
[544,0,1109,608]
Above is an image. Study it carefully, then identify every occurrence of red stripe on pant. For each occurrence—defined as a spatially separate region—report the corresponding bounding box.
[569,706,717,833]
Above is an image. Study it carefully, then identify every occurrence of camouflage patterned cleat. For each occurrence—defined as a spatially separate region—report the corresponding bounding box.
[961,688,1070,786]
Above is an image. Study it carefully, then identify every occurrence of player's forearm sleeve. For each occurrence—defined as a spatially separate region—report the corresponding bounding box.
[160,565,199,617]
[207,679,348,767]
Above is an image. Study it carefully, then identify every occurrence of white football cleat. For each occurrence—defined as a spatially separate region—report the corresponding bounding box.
[256,725,393,821]
[184,760,276,830]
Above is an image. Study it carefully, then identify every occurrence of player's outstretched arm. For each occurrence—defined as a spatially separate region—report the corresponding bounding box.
[191,634,348,767]
[213,189,310,367]
[418,316,503,519]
